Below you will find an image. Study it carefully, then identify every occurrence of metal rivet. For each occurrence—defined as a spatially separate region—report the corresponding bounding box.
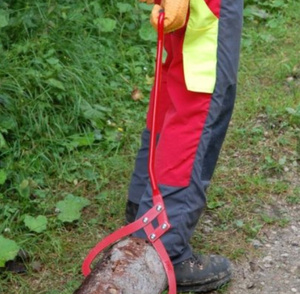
[150,234,156,240]
[156,205,162,212]
[143,217,149,223]
[161,223,168,230]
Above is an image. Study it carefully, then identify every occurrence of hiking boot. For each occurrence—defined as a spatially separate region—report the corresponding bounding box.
[125,200,139,224]
[174,253,232,293]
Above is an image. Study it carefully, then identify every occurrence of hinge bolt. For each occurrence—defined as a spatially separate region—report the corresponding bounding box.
[143,217,149,223]
[156,205,162,212]
[150,234,156,240]
[161,223,168,230]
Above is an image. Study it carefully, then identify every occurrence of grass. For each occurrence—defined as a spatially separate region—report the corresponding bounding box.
[0,0,299,293]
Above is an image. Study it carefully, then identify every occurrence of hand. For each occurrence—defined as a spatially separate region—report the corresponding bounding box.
[150,0,189,33]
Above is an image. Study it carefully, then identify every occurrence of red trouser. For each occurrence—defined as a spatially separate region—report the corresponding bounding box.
[146,26,212,187]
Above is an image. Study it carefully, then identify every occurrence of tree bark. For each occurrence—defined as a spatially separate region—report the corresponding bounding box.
[74,237,167,294]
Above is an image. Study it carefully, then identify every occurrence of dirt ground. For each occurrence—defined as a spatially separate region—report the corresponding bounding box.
[221,199,300,294]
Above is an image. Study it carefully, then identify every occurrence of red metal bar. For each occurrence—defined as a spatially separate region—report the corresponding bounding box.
[149,11,165,200]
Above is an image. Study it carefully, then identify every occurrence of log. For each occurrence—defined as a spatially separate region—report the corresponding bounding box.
[74,237,167,294]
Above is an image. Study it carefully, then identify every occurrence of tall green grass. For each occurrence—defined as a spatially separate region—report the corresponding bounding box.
[0,1,155,280]
[0,1,155,193]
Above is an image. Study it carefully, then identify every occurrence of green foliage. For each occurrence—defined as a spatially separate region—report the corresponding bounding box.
[139,22,156,42]
[94,17,117,32]
[0,9,9,28]
[0,0,152,236]
[24,215,48,233]
[244,0,290,20]
[0,235,20,267]
[0,4,152,287]
[0,0,153,192]
[0,170,7,185]
[286,105,300,126]
[286,188,300,204]
[243,0,291,49]
[18,179,31,199]
[56,194,90,223]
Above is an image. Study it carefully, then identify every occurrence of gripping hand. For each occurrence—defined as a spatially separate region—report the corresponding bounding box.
[150,0,189,33]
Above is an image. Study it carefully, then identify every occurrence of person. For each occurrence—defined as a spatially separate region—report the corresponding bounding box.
[125,0,243,292]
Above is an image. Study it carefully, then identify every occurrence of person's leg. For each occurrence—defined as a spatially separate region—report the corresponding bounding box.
[132,0,243,291]
[131,23,234,289]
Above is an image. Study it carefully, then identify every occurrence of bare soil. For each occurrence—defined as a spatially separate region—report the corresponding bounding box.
[225,201,300,294]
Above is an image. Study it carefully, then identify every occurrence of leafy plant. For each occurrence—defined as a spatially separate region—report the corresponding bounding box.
[0,235,20,267]
[56,194,91,223]
[243,0,290,49]
[286,105,300,126]
[0,170,7,185]
[24,215,48,233]
[244,0,290,20]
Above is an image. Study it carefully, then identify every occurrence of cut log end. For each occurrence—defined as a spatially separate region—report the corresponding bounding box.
[74,237,167,294]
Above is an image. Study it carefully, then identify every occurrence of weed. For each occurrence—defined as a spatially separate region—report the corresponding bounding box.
[286,187,300,204]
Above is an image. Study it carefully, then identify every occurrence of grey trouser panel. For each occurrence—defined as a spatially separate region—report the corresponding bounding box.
[128,0,244,264]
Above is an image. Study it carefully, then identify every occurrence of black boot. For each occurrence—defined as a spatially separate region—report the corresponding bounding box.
[174,253,232,293]
[125,200,139,224]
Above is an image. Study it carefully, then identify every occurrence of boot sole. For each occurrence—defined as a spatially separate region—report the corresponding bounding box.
[177,273,231,293]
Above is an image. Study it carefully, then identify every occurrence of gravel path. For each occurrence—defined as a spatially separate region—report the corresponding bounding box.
[226,202,300,294]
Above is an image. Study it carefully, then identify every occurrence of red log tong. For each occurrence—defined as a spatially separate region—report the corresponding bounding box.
[81,11,176,294]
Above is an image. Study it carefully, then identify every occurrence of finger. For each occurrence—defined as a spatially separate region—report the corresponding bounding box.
[150,4,162,31]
